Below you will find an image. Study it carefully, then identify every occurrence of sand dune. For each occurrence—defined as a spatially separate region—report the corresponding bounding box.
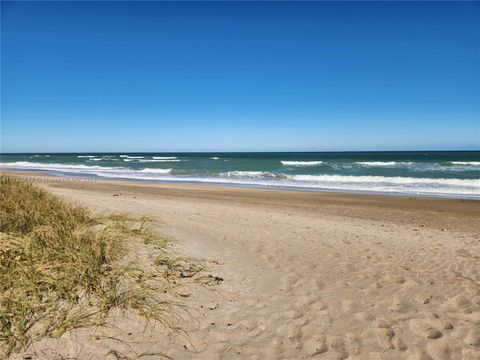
[6,173,480,359]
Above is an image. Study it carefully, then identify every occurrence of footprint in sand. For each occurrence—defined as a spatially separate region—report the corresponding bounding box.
[409,319,443,339]
[393,337,408,351]
[285,324,302,341]
[390,274,407,284]
[311,301,328,312]
[389,295,415,313]
[374,319,392,328]
[328,336,350,360]
[358,311,375,321]
[445,294,472,312]
[431,313,455,332]
[341,300,360,313]
[426,328,443,339]
[426,340,453,360]
[462,349,480,360]
[375,328,395,350]
[413,348,436,360]
[284,309,304,320]
[315,279,326,290]
[464,328,480,347]
[303,336,328,356]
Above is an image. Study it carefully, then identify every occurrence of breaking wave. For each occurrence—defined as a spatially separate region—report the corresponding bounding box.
[138,159,181,163]
[281,161,323,166]
[450,161,480,166]
[357,161,400,167]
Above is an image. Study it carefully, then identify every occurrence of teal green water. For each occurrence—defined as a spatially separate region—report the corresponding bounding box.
[1,151,479,198]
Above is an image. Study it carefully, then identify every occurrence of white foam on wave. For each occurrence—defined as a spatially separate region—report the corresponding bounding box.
[211,157,219,160]
[139,159,181,163]
[356,161,396,166]
[152,156,178,160]
[224,171,263,177]
[222,171,285,179]
[281,161,323,166]
[285,175,480,197]
[78,155,95,158]
[355,161,414,167]
[1,161,172,177]
[290,174,477,186]
[1,162,124,172]
[139,168,172,174]
[119,155,144,159]
[178,174,477,197]
[450,161,480,166]
[354,161,480,170]
[353,162,480,172]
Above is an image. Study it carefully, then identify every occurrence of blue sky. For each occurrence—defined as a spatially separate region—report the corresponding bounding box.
[1,1,479,153]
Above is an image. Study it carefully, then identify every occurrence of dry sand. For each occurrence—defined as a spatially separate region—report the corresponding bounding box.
[4,171,480,359]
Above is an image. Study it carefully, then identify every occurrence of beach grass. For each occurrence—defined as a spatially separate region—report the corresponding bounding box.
[0,176,220,357]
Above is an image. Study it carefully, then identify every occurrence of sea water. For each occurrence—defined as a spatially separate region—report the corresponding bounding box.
[1,151,479,199]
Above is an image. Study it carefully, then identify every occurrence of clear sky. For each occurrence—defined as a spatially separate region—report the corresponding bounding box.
[1,1,479,153]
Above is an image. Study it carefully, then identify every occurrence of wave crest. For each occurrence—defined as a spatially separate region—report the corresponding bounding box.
[281,161,323,166]
[222,171,286,179]
[354,161,416,167]
[139,159,180,162]
[450,161,480,166]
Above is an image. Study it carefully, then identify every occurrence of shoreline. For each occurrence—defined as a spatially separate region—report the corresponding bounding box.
[2,169,480,232]
[2,169,479,202]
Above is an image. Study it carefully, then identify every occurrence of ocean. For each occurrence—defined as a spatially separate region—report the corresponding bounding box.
[1,151,479,199]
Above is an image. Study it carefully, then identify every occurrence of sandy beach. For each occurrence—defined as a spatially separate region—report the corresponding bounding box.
[4,171,480,359]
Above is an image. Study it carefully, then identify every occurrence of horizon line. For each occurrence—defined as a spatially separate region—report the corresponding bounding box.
[2,149,479,155]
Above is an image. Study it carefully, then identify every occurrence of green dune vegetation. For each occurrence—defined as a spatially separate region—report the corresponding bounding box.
[0,176,221,357]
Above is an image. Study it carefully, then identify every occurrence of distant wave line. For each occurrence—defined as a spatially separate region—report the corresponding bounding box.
[281,161,323,166]
[450,161,480,166]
